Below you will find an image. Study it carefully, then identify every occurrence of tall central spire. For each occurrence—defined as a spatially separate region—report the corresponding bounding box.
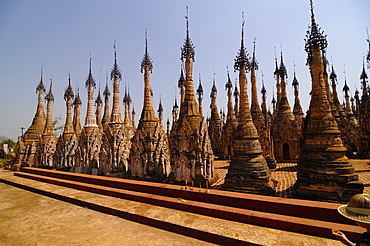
[139,30,156,122]
[44,79,55,135]
[63,74,75,133]
[23,68,47,141]
[84,57,98,127]
[179,6,199,117]
[110,42,123,123]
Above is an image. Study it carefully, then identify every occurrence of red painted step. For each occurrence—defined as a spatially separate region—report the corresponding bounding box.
[15,169,363,240]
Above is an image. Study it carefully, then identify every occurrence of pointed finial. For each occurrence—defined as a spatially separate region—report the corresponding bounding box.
[114,40,117,61]
[141,29,153,73]
[85,55,96,88]
[305,0,327,64]
[181,6,195,61]
[251,38,258,70]
[261,70,266,95]
[310,0,315,22]
[241,12,245,50]
[111,41,122,80]
[234,12,250,71]
[46,77,54,102]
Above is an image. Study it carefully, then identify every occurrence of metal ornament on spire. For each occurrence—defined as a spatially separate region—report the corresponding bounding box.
[279,50,288,78]
[261,72,267,95]
[211,71,217,98]
[292,63,299,87]
[250,38,259,70]
[141,30,153,73]
[45,78,55,102]
[111,41,122,80]
[197,73,203,95]
[85,56,96,88]
[225,66,233,91]
[36,67,46,93]
[103,71,110,98]
[178,62,185,88]
[304,0,328,65]
[64,73,74,101]
[366,28,370,66]
[181,6,195,62]
[234,12,250,71]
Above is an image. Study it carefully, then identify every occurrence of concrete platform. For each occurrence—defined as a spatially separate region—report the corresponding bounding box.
[0,168,349,246]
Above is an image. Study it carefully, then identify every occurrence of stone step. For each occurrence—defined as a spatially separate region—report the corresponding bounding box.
[21,167,358,224]
[14,168,364,241]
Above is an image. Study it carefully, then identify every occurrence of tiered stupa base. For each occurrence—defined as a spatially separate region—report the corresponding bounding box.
[223,156,276,195]
[294,155,364,203]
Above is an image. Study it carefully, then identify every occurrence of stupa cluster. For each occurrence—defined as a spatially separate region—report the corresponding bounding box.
[13,2,370,202]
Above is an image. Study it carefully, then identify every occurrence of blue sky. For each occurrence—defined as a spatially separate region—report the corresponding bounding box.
[0,0,369,141]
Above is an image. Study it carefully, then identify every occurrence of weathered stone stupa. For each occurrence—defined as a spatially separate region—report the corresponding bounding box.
[294,1,363,202]
[77,58,103,174]
[208,76,222,157]
[358,60,370,158]
[223,16,275,195]
[249,41,275,166]
[129,32,171,181]
[100,44,133,175]
[14,69,46,168]
[169,8,214,186]
[271,53,301,162]
[219,69,238,160]
[54,74,78,169]
[35,79,57,168]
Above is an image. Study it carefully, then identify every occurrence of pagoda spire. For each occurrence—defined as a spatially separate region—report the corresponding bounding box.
[261,73,268,115]
[139,30,156,123]
[225,66,236,122]
[179,6,199,117]
[360,58,368,100]
[158,97,163,123]
[44,79,55,135]
[110,42,123,124]
[196,73,204,115]
[330,64,345,117]
[342,78,353,115]
[84,57,98,127]
[63,73,75,133]
[23,67,47,141]
[123,84,133,127]
[208,71,222,156]
[73,85,82,135]
[292,66,304,116]
[233,77,239,119]
[250,39,261,116]
[274,48,281,109]
[101,73,111,126]
[178,64,185,105]
[295,0,363,202]
[95,82,103,130]
[172,95,179,123]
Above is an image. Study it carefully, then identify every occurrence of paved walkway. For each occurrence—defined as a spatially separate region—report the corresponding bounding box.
[0,177,216,246]
[211,159,370,198]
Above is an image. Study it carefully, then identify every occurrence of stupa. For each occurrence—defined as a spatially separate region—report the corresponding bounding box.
[169,8,214,186]
[294,1,363,202]
[129,31,171,181]
[223,15,275,195]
